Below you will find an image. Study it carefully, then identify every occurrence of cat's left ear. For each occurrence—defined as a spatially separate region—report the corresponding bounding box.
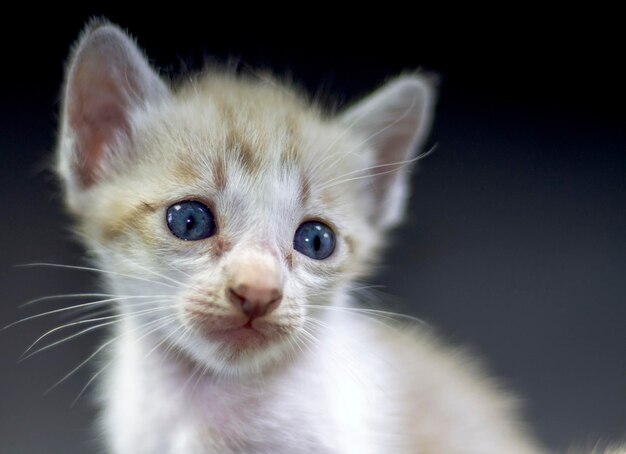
[339,75,436,229]
[57,21,169,199]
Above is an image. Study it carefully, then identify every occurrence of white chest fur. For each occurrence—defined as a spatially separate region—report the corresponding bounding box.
[102,316,392,454]
[100,314,540,454]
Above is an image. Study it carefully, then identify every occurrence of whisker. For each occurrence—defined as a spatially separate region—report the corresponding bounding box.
[20,293,119,308]
[182,360,206,395]
[190,361,211,395]
[44,314,179,395]
[292,326,316,356]
[94,243,204,291]
[99,249,191,289]
[5,295,175,330]
[71,309,185,407]
[319,144,437,190]
[304,284,386,299]
[21,303,177,360]
[284,331,304,362]
[306,305,400,337]
[159,323,190,360]
[65,299,174,321]
[319,144,437,191]
[305,304,426,326]
[21,320,120,362]
[71,358,114,407]
[349,287,427,325]
[145,323,185,359]
[65,299,151,318]
[16,263,179,290]
[66,307,116,323]
[159,259,194,280]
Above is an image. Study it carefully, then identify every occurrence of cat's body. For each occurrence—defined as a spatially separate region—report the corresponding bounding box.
[104,311,538,453]
[49,21,621,454]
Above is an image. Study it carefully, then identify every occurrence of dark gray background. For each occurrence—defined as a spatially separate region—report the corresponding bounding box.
[1,9,624,453]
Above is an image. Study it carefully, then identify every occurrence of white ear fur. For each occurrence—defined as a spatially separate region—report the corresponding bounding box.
[340,75,436,229]
[57,21,169,193]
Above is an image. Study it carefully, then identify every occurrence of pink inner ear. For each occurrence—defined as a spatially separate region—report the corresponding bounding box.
[60,24,169,190]
[67,72,132,188]
[372,120,418,200]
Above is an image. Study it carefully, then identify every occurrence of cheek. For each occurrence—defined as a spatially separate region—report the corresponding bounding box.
[267,292,306,326]
[179,270,230,311]
[181,290,231,326]
[291,259,345,295]
[112,284,182,342]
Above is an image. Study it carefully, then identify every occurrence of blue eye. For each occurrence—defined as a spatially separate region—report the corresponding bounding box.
[294,221,336,260]
[166,201,216,241]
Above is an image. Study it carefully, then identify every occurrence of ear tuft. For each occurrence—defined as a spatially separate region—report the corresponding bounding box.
[340,74,437,229]
[57,21,169,193]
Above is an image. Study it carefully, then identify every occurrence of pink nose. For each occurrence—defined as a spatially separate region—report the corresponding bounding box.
[227,284,282,319]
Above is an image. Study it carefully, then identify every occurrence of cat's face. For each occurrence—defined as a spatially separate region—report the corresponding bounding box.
[56,23,434,375]
[78,87,380,374]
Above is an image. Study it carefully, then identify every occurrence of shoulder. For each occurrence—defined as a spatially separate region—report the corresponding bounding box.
[346,316,544,453]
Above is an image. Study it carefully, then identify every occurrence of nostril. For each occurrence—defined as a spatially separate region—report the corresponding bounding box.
[267,289,282,302]
[227,287,245,305]
[226,285,283,318]
[227,287,258,318]
[241,300,254,317]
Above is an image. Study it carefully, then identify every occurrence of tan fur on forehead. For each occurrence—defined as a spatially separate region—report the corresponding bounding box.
[175,71,318,120]
[102,72,337,199]
[128,71,373,212]
[149,72,358,171]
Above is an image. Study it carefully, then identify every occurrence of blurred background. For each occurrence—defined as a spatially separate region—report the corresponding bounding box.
[1,7,624,453]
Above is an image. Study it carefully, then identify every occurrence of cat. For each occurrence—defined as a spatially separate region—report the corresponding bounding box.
[47,19,621,454]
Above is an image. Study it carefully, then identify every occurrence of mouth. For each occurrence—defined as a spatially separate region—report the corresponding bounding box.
[208,319,271,350]
[185,305,290,357]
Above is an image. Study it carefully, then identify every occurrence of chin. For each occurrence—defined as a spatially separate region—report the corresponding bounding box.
[176,324,297,378]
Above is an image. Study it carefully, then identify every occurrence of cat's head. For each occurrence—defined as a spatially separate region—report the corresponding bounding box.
[56,21,435,376]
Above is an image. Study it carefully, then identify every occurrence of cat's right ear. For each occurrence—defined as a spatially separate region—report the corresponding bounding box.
[57,21,169,197]
[339,75,436,230]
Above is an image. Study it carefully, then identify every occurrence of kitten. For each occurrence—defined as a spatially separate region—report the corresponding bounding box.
[52,20,552,454]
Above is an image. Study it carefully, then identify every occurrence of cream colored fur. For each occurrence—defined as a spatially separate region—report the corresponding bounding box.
[50,21,597,454]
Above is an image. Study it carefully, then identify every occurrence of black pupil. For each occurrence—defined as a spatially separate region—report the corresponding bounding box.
[293,221,334,260]
[186,215,195,231]
[313,235,321,251]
